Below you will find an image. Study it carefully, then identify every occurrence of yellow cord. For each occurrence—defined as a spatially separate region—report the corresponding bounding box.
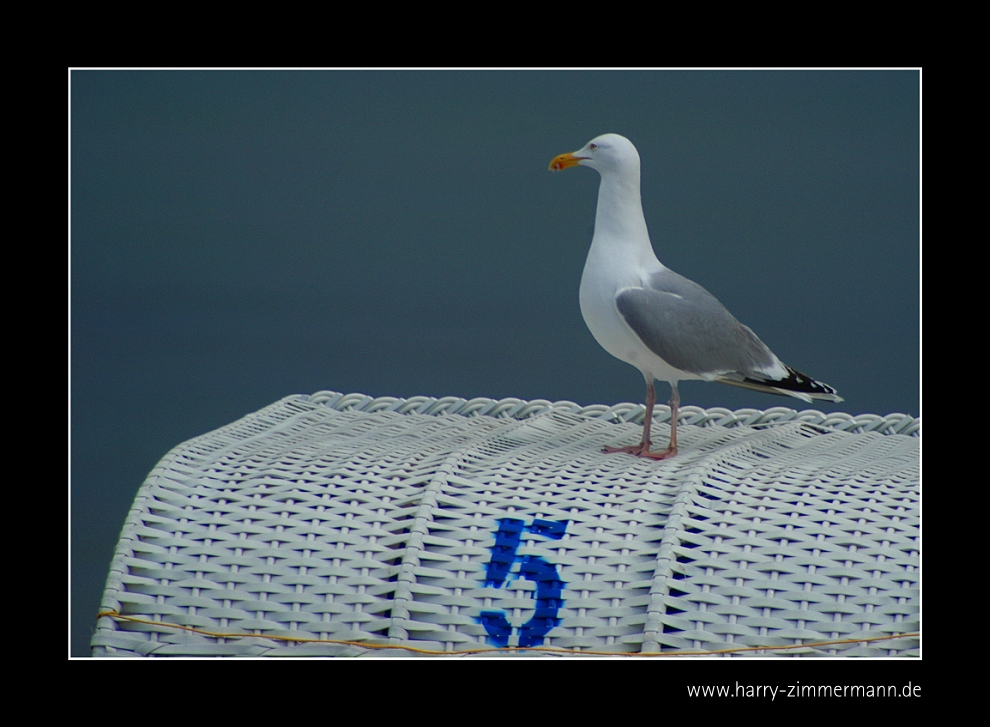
[96,611,918,657]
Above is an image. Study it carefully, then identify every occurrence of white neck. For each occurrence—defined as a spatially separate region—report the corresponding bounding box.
[589,170,661,270]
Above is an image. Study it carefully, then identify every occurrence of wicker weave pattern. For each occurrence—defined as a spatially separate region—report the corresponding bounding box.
[92,392,919,657]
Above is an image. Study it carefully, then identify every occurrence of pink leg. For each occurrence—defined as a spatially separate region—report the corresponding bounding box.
[604,381,679,460]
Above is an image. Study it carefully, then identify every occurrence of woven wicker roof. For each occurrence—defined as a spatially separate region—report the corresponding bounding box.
[92,391,919,657]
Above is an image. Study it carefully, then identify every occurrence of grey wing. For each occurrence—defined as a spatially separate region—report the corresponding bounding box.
[616,269,843,402]
[615,269,780,378]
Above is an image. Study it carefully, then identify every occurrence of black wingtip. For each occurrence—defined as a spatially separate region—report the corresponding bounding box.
[718,365,842,403]
[775,366,843,401]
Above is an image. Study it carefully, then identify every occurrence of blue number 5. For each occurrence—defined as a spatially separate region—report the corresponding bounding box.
[479,518,568,648]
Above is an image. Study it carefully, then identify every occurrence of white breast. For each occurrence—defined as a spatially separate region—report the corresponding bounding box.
[579,244,700,385]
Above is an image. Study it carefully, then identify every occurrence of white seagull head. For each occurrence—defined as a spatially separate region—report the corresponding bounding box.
[549,133,641,176]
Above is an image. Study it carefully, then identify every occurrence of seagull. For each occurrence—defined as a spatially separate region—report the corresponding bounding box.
[550,133,842,459]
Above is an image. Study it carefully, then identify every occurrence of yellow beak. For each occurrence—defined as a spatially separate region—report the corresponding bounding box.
[549,152,585,171]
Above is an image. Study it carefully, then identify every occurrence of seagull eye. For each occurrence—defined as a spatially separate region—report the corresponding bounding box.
[589,143,598,150]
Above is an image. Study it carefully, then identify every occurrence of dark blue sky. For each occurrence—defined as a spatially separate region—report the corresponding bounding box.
[70,70,919,655]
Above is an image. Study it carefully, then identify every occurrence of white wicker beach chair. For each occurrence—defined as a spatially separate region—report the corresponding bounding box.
[92,391,919,657]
